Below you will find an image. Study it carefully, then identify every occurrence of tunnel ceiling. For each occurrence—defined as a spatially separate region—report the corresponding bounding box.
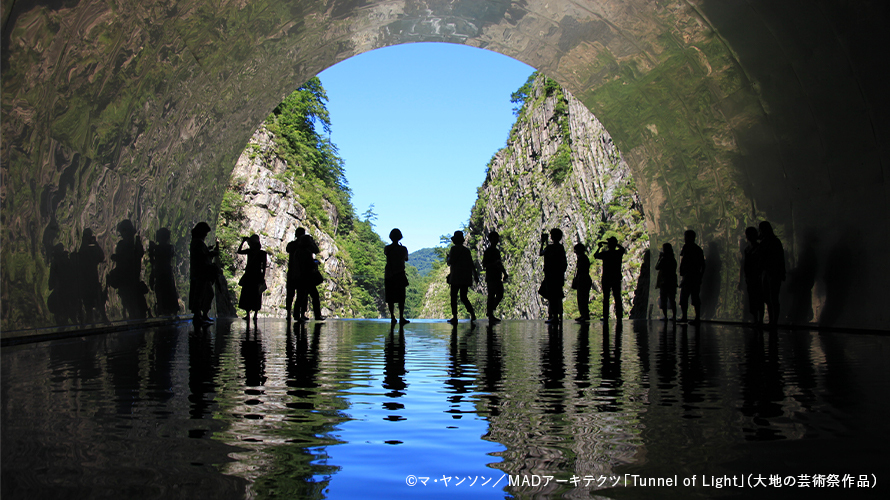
[2,0,888,331]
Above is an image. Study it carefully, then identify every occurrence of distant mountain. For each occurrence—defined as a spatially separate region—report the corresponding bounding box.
[408,247,441,277]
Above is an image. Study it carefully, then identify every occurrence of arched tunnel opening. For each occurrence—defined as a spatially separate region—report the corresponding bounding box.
[2,0,888,335]
[3,2,890,496]
[218,42,650,323]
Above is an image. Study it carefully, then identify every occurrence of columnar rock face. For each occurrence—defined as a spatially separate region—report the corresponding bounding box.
[223,126,354,318]
[420,76,649,320]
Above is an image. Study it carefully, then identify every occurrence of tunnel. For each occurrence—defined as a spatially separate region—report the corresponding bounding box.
[2,0,888,335]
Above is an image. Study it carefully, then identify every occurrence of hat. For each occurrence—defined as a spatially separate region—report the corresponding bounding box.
[451,231,465,244]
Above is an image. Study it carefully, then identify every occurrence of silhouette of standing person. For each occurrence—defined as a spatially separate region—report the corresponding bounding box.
[384,228,410,325]
[678,229,706,324]
[572,243,592,322]
[237,234,267,322]
[483,231,509,322]
[539,228,567,324]
[296,233,324,322]
[655,242,678,321]
[189,222,218,325]
[109,220,149,319]
[758,221,785,327]
[594,236,626,321]
[742,227,764,325]
[78,228,107,322]
[149,228,180,316]
[285,227,307,322]
[447,230,477,324]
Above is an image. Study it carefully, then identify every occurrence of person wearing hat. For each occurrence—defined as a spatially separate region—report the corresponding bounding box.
[189,221,218,324]
[384,228,410,325]
[236,234,267,322]
[446,230,477,324]
[594,236,626,321]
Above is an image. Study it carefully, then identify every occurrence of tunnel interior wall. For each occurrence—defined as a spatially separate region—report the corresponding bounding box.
[2,0,887,333]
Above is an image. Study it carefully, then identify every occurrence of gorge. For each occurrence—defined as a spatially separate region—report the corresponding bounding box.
[221,73,648,321]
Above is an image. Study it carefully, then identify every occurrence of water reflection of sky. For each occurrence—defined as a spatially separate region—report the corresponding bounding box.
[2,319,889,499]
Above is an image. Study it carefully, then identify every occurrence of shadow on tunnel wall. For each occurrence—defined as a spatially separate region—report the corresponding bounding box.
[818,234,858,328]
[785,230,818,326]
[700,240,723,320]
[629,248,650,319]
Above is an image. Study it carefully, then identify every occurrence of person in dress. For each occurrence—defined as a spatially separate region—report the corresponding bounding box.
[237,234,267,322]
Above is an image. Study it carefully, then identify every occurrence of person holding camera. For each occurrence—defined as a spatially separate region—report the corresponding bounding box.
[539,228,567,324]
[594,236,626,321]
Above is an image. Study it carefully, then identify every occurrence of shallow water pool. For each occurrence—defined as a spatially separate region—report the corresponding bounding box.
[2,319,888,498]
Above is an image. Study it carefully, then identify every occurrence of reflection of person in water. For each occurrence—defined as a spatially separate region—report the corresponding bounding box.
[539,228,567,324]
[742,227,764,325]
[237,234,267,322]
[149,228,180,316]
[447,230,477,324]
[758,221,785,327]
[189,222,218,325]
[594,236,626,321]
[482,231,509,322]
[109,220,149,319]
[384,228,410,325]
[78,228,107,322]
[655,243,677,321]
[678,230,706,324]
[572,243,592,322]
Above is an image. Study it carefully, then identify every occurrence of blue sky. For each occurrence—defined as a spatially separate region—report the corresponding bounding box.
[318,42,533,252]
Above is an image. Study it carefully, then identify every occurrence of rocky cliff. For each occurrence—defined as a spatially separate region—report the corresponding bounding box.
[420,74,649,320]
[219,125,356,318]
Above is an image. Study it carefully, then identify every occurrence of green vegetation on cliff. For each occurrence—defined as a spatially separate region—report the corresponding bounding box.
[218,78,389,317]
